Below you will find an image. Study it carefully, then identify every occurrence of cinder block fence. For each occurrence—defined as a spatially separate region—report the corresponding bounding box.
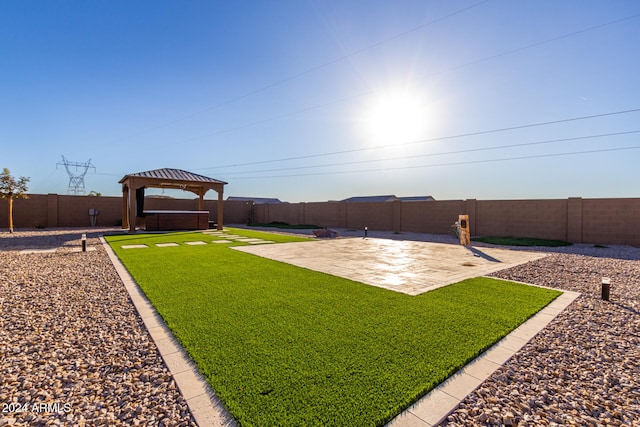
[2,194,639,246]
[254,197,640,246]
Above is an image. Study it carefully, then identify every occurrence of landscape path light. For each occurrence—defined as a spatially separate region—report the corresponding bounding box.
[81,233,87,252]
[601,277,611,301]
[364,226,368,239]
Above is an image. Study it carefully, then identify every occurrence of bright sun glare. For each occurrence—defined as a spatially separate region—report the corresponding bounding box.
[360,89,429,145]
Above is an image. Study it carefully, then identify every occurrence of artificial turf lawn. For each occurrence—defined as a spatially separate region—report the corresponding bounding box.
[106,229,561,427]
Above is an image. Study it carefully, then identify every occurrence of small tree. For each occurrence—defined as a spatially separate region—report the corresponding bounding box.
[0,168,30,233]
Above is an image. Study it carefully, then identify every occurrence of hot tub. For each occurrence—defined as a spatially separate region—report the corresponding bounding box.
[143,210,209,231]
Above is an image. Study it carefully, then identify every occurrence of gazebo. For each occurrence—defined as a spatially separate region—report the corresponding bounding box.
[119,168,227,232]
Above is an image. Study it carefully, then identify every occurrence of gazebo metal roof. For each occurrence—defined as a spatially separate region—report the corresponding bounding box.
[119,168,227,185]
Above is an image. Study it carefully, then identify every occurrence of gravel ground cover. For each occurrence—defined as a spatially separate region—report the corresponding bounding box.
[3,227,639,426]
[1,228,197,427]
[442,253,640,426]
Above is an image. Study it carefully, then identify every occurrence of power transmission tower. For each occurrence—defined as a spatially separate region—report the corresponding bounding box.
[57,155,96,195]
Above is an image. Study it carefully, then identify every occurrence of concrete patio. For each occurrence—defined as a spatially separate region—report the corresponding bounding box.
[233,237,547,295]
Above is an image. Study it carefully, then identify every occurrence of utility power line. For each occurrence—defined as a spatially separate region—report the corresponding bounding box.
[227,146,640,180]
[217,130,640,175]
[97,109,640,179]
[113,6,640,150]
[111,0,490,144]
[178,10,640,152]
[196,108,640,170]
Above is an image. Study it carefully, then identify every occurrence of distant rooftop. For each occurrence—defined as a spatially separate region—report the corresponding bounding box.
[341,195,397,203]
[340,195,434,203]
[227,196,286,204]
[398,196,435,202]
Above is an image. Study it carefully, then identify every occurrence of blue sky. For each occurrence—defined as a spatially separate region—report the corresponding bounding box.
[2,0,639,202]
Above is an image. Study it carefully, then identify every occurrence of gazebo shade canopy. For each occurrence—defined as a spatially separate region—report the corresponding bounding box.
[119,168,227,190]
[119,168,227,232]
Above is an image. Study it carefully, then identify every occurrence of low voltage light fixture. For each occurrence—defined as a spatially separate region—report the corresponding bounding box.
[601,277,611,301]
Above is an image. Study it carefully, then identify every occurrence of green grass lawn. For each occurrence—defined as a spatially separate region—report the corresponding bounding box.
[106,229,561,427]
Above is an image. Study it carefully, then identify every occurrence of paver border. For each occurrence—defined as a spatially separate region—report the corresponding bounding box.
[101,236,579,427]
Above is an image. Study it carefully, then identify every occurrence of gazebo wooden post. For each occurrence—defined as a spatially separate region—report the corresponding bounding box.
[128,179,137,233]
[217,188,224,230]
[198,188,205,211]
[122,184,129,230]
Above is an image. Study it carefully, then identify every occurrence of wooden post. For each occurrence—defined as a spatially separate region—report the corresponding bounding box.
[198,188,205,211]
[458,214,470,246]
[128,181,137,232]
[217,188,224,230]
[122,184,129,230]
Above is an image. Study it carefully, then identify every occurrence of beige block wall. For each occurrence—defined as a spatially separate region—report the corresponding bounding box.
[581,198,640,245]
[2,194,639,246]
[56,195,123,227]
[4,194,49,228]
[257,203,305,226]
[345,202,395,230]
[475,199,568,241]
[0,194,250,229]
[401,200,467,234]
[210,200,253,225]
[304,202,344,228]
[250,197,640,246]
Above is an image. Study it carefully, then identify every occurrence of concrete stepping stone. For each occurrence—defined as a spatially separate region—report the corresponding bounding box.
[185,241,207,245]
[248,240,275,244]
[156,243,180,247]
[121,244,149,249]
[211,240,233,244]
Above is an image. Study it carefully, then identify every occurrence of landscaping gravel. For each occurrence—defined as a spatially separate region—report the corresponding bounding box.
[441,253,640,426]
[0,229,197,426]
[3,228,639,426]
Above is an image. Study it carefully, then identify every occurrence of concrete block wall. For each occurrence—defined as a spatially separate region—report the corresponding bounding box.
[400,200,467,234]
[345,201,395,231]
[475,199,568,241]
[581,198,640,245]
[2,194,638,246]
[0,194,252,229]
[55,195,123,227]
[305,202,344,228]
[209,200,253,225]
[7,194,50,228]
[252,197,640,246]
